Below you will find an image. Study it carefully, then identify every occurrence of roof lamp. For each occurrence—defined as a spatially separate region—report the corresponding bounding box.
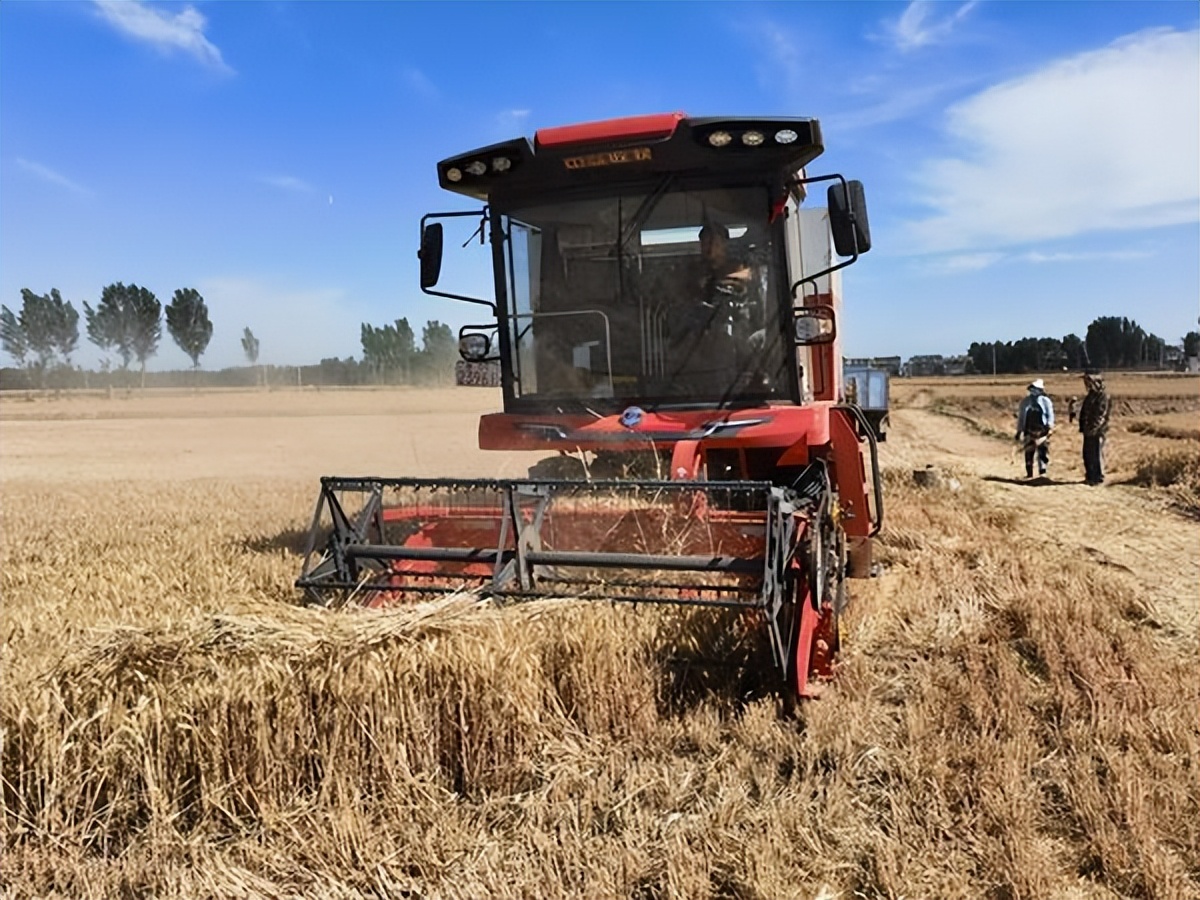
[742,131,765,147]
[445,167,463,182]
[708,130,733,147]
[464,160,488,176]
[774,129,798,144]
[492,156,512,173]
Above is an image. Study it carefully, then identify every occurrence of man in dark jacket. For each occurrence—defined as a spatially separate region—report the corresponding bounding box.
[1078,370,1112,485]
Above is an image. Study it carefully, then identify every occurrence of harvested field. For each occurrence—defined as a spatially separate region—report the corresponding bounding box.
[2,382,1198,899]
[902,372,1200,516]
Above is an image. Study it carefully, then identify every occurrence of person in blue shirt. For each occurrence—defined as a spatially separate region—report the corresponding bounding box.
[1015,379,1055,478]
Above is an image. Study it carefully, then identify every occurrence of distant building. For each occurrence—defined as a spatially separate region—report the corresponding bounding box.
[843,355,901,375]
[903,355,945,377]
[872,356,902,375]
[944,355,973,376]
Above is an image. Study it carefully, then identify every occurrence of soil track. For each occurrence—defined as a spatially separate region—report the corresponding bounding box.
[887,405,1199,641]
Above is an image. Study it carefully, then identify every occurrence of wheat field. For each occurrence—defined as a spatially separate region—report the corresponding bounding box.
[2,380,1197,899]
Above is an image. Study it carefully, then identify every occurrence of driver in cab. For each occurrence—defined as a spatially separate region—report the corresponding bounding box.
[696,221,751,304]
[669,220,769,393]
[676,220,752,337]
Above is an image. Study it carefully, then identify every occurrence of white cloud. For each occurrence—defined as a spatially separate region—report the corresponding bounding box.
[921,252,1006,274]
[732,16,804,94]
[880,1,978,53]
[93,0,232,74]
[495,109,532,136]
[918,247,1156,275]
[825,79,962,132]
[1022,249,1153,264]
[402,67,439,100]
[259,174,315,194]
[15,158,92,196]
[906,28,1200,255]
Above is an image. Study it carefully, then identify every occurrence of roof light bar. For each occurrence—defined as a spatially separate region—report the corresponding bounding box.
[695,120,817,150]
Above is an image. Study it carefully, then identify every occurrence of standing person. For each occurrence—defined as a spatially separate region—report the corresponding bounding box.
[1078,370,1112,485]
[1015,378,1055,478]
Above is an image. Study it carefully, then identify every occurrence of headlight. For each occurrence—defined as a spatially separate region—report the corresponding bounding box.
[445,167,463,182]
[708,130,733,147]
[741,131,765,146]
[464,160,487,176]
[774,128,798,144]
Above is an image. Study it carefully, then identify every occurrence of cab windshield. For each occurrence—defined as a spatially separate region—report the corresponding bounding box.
[500,185,790,407]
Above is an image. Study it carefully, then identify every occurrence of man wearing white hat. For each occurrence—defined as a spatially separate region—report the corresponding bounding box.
[1015,378,1055,478]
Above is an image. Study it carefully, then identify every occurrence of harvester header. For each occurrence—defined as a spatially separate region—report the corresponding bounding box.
[300,111,883,698]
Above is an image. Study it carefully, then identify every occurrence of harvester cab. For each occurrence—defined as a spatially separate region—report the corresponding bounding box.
[298,113,882,698]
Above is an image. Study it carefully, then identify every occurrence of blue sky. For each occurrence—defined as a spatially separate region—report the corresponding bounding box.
[2,1,1197,370]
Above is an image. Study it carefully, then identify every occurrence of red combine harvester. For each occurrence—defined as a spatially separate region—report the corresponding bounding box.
[298,113,882,698]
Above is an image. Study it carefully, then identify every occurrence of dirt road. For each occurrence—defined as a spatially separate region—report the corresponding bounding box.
[886,406,1199,640]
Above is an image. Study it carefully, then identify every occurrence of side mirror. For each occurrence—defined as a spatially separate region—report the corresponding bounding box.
[828,180,871,257]
[458,332,491,361]
[419,222,444,289]
[794,306,837,345]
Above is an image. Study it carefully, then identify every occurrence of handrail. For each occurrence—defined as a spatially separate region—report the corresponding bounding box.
[509,309,614,397]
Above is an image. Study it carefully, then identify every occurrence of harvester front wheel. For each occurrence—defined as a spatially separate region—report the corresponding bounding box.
[788,510,845,698]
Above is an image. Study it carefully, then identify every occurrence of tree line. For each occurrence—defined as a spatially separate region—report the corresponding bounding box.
[966,316,1199,375]
[359,318,457,385]
[1,284,216,388]
[1,285,461,389]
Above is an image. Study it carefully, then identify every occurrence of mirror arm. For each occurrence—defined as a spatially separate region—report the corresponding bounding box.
[787,172,860,293]
[420,211,497,313]
[789,254,856,299]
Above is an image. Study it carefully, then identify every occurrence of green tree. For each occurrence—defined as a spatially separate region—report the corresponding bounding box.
[241,327,261,386]
[85,283,162,386]
[0,306,28,368]
[1062,333,1085,369]
[418,319,456,385]
[1085,316,1148,369]
[1183,331,1200,358]
[165,288,213,370]
[1142,333,1166,368]
[241,327,260,365]
[360,318,416,383]
[2,289,80,385]
[41,289,80,365]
